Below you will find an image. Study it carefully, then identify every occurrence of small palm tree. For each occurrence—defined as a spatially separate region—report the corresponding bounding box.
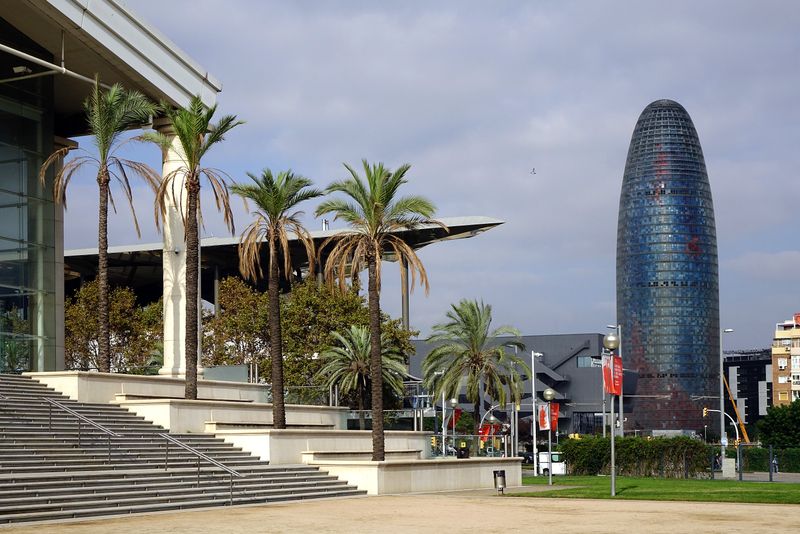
[422,299,529,435]
[143,96,242,399]
[315,325,407,430]
[315,159,442,460]
[230,169,323,428]
[40,80,158,373]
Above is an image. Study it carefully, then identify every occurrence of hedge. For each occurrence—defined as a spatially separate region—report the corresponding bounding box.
[560,436,709,478]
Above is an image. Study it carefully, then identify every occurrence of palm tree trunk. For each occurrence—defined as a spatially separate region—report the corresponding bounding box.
[357,381,365,431]
[184,176,200,400]
[474,399,481,437]
[268,237,286,429]
[97,169,111,373]
[367,252,384,461]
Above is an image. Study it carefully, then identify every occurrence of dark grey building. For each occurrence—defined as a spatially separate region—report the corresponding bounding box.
[617,99,719,433]
[410,333,636,435]
[723,350,772,430]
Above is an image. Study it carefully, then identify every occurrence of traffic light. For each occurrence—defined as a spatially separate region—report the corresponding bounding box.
[431,436,437,448]
[702,407,709,418]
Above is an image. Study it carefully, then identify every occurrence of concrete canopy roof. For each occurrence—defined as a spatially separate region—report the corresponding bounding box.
[64,216,504,304]
[1,0,220,136]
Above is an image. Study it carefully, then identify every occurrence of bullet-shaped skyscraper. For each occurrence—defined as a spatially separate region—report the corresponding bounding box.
[617,99,719,432]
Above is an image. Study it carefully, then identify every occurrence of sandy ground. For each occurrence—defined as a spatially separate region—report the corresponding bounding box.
[3,488,797,534]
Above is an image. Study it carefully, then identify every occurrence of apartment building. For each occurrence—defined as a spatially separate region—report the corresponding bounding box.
[771,313,800,406]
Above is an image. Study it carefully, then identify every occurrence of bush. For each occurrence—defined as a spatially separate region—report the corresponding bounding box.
[561,436,709,478]
[740,446,800,472]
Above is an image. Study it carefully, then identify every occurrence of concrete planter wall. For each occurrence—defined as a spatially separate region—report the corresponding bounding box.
[26,371,269,403]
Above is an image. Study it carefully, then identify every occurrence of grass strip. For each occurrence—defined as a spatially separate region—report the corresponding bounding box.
[518,475,800,504]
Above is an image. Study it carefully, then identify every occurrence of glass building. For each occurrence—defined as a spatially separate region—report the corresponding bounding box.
[616,99,719,432]
[0,20,57,373]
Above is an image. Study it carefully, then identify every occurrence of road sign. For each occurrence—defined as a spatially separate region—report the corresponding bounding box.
[721,435,728,447]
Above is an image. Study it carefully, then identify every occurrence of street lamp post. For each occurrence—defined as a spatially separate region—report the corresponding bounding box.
[720,328,734,456]
[608,324,623,437]
[531,351,543,477]
[543,388,556,486]
[450,397,458,455]
[603,332,620,497]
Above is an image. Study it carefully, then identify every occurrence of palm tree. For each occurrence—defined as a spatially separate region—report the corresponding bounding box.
[315,159,441,460]
[230,169,322,428]
[39,80,158,373]
[422,299,529,436]
[143,96,242,399]
[314,325,408,430]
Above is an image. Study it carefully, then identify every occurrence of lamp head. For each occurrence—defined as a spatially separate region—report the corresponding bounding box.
[543,388,556,401]
[449,398,458,407]
[603,333,620,350]
[488,414,497,423]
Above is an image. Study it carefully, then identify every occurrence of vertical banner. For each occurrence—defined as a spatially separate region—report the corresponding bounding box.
[550,402,560,430]
[538,403,550,431]
[603,353,623,395]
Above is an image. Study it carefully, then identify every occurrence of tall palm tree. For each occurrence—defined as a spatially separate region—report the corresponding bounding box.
[143,95,242,399]
[230,169,322,428]
[314,325,407,430]
[422,299,529,436]
[315,159,441,460]
[39,80,158,373]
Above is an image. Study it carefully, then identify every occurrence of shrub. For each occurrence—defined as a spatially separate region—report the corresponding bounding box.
[561,436,709,478]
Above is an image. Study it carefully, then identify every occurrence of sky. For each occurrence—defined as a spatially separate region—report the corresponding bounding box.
[63,1,800,350]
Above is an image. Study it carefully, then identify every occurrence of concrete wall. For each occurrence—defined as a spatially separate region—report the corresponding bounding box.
[212,429,430,464]
[25,371,269,403]
[313,458,522,495]
[114,399,348,433]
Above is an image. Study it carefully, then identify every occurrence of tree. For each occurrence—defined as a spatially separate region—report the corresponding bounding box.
[202,276,269,376]
[144,96,242,399]
[422,299,529,435]
[758,400,800,447]
[316,159,440,460]
[315,325,408,430]
[40,80,158,373]
[229,170,322,428]
[280,279,415,405]
[64,280,162,373]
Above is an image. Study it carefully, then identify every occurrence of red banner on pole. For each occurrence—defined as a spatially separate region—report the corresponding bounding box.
[550,402,560,430]
[603,354,623,395]
[538,404,550,431]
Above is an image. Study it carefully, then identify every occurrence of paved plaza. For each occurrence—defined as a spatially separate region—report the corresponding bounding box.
[4,487,800,533]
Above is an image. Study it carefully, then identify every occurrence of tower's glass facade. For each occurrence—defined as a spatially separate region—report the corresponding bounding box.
[0,19,56,373]
[617,99,718,432]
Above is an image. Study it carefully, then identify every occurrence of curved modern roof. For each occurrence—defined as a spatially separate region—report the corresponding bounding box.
[64,216,504,303]
[1,0,220,136]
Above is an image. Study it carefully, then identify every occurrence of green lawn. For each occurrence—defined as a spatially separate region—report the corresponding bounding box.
[519,475,800,504]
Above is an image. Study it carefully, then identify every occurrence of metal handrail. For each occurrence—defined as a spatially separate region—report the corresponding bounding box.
[43,397,120,461]
[159,432,243,505]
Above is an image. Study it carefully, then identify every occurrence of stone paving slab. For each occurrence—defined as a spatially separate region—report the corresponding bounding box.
[3,489,799,533]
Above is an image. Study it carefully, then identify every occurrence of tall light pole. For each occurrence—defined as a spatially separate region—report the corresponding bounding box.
[543,387,556,486]
[720,328,734,456]
[607,324,623,437]
[531,351,543,477]
[603,331,619,497]
[450,397,458,455]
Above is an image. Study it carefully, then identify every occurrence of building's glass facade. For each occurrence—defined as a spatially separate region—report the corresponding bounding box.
[0,20,56,372]
[617,99,719,432]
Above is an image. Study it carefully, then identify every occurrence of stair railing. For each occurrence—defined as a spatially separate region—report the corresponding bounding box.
[43,397,120,461]
[159,432,244,505]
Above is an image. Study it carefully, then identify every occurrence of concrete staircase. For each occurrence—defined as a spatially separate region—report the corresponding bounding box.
[0,374,365,524]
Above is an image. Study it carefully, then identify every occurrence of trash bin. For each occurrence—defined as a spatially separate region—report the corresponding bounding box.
[493,469,506,494]
[457,446,470,459]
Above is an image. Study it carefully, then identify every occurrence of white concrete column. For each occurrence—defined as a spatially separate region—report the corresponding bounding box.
[155,119,202,378]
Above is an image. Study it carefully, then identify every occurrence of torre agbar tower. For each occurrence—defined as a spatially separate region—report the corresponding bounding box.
[617,99,719,432]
